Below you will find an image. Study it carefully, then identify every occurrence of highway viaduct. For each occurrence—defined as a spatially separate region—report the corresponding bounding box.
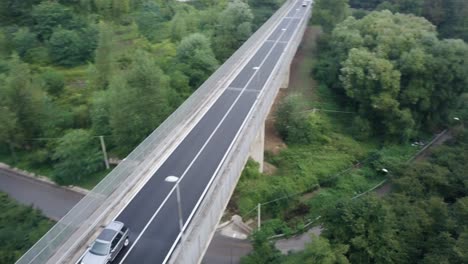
[16,1,312,263]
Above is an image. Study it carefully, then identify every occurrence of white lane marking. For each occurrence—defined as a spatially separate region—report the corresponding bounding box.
[120,2,306,263]
[227,87,260,93]
[161,5,302,264]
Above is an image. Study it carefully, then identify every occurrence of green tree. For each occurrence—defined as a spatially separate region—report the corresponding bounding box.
[48,27,97,67]
[392,162,451,199]
[454,230,468,263]
[53,129,103,185]
[0,30,8,58]
[108,50,171,153]
[170,12,188,42]
[0,0,41,25]
[322,195,404,263]
[213,0,254,60]
[175,33,218,89]
[0,106,17,148]
[94,0,112,17]
[315,11,468,140]
[112,0,130,19]
[134,1,166,41]
[1,55,44,143]
[31,1,77,41]
[48,28,82,66]
[41,70,65,96]
[311,0,350,32]
[90,90,112,139]
[94,21,114,89]
[12,28,38,59]
[349,0,385,9]
[340,48,415,139]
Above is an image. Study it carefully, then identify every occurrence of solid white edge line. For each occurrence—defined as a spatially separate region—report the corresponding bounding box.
[161,3,305,264]
[119,1,306,263]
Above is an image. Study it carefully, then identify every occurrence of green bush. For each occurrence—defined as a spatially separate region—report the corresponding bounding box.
[53,129,103,185]
[12,27,38,58]
[41,70,65,96]
[48,27,97,67]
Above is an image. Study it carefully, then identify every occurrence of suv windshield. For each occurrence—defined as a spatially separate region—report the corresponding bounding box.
[90,241,110,256]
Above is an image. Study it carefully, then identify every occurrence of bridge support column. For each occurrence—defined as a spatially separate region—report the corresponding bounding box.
[280,66,290,88]
[249,122,265,172]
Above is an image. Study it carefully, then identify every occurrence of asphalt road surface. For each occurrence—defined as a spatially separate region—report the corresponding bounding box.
[0,168,84,221]
[114,2,310,263]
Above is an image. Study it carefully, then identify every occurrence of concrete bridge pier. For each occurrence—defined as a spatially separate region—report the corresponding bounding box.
[249,122,265,172]
[250,57,291,172]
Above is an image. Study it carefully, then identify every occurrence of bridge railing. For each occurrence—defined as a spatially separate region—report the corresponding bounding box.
[169,2,312,263]
[16,1,298,264]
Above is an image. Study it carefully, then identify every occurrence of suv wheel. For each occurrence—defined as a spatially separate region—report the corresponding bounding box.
[124,238,129,247]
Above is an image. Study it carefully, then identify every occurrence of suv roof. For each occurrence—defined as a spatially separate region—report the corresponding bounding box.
[96,221,124,242]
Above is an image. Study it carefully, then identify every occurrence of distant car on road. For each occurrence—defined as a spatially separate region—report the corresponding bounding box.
[302,1,307,6]
[80,221,130,264]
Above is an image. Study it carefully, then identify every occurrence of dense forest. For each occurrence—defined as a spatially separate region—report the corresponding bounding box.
[239,0,468,263]
[0,0,284,186]
[312,0,468,141]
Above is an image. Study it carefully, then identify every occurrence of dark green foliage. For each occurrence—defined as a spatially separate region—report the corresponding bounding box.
[94,21,114,89]
[275,94,331,144]
[134,1,167,41]
[107,50,171,154]
[31,1,80,41]
[0,56,45,144]
[41,70,65,96]
[213,0,254,60]
[349,0,386,10]
[314,11,468,140]
[175,33,218,89]
[0,192,54,263]
[349,0,468,41]
[249,0,283,29]
[53,129,103,185]
[323,195,404,263]
[274,94,307,144]
[0,0,42,26]
[310,0,350,32]
[90,90,112,137]
[40,99,74,138]
[12,28,38,59]
[48,27,97,67]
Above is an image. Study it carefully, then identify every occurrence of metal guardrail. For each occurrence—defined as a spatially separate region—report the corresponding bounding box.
[16,1,302,263]
[169,2,312,263]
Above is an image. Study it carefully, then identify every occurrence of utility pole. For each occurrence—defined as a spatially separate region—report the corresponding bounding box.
[99,136,110,169]
[257,203,261,230]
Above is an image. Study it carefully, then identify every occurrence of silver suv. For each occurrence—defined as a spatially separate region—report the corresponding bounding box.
[81,221,130,264]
